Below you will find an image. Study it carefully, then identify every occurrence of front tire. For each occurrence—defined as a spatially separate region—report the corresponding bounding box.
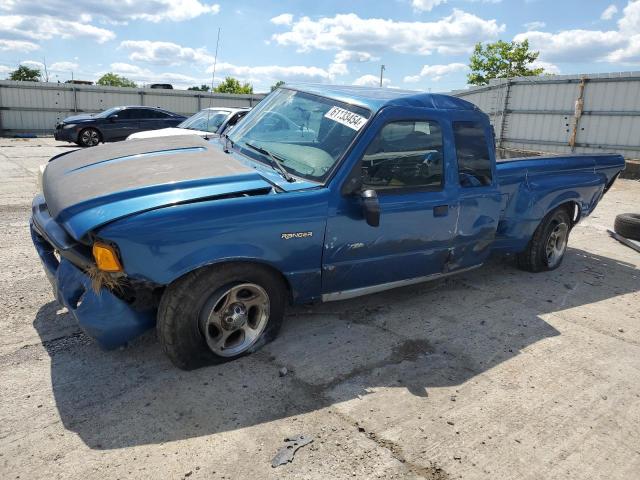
[516,207,571,272]
[157,263,286,370]
[77,128,101,147]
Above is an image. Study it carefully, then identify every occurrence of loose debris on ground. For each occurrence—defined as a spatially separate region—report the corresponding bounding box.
[271,434,314,467]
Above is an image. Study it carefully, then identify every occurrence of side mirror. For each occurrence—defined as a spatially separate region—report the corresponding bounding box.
[360,189,380,227]
[109,114,119,122]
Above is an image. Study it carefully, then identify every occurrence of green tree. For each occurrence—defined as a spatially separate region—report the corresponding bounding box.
[467,39,544,86]
[96,72,137,88]
[214,77,253,94]
[270,80,285,92]
[9,65,41,82]
[187,84,211,91]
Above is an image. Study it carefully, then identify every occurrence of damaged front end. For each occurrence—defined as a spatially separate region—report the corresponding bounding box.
[31,195,158,349]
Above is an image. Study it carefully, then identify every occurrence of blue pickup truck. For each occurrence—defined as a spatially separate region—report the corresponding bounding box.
[31,84,625,369]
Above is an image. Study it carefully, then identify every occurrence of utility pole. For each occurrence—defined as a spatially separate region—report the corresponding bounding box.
[42,56,49,82]
[379,64,386,87]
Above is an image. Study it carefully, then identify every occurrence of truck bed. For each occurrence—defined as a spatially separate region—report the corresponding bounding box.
[493,153,625,252]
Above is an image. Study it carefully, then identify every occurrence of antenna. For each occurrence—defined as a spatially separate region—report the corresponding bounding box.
[379,64,386,87]
[204,27,221,138]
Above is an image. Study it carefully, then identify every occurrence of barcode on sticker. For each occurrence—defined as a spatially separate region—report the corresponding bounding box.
[324,106,367,131]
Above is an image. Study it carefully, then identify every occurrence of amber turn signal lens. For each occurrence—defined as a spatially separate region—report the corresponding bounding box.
[92,242,123,272]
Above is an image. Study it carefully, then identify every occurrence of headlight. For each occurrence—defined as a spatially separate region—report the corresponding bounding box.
[63,124,77,129]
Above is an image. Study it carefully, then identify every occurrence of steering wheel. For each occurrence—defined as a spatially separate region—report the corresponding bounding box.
[458,168,484,187]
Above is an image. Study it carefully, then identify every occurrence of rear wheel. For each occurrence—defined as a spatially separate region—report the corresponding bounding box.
[516,208,571,272]
[77,128,101,147]
[157,263,286,370]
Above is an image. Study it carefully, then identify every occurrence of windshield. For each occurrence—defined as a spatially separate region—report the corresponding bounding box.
[178,109,230,133]
[94,107,122,118]
[229,89,371,182]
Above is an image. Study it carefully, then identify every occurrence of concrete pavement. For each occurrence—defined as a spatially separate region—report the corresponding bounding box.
[1,138,639,480]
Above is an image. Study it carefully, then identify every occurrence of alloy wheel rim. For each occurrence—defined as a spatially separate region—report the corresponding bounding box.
[82,130,99,146]
[546,222,568,267]
[199,283,270,357]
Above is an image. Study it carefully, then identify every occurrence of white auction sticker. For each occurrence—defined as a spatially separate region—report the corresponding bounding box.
[324,106,367,131]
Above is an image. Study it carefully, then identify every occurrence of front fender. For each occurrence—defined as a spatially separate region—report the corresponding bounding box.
[97,189,330,304]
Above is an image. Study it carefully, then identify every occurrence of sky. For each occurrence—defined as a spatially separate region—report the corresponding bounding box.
[0,0,638,93]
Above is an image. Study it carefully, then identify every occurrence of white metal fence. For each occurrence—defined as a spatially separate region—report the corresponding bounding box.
[0,80,266,135]
[451,72,640,160]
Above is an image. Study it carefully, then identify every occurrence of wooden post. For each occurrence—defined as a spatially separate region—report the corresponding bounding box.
[569,77,587,151]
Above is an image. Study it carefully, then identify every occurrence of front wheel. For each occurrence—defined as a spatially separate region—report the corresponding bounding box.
[77,128,101,147]
[157,263,286,370]
[516,208,571,272]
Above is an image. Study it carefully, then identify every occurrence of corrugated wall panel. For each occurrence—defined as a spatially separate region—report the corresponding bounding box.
[0,80,265,134]
[453,72,640,160]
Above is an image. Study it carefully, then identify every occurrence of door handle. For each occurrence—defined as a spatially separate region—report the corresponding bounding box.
[433,205,449,217]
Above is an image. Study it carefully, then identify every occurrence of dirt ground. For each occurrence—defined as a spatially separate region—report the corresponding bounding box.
[1,137,639,480]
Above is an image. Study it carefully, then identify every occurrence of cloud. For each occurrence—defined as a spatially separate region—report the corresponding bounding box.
[515,1,640,65]
[271,10,504,56]
[352,74,390,87]
[0,38,38,51]
[120,40,214,66]
[50,61,80,71]
[0,1,221,23]
[515,29,625,62]
[20,60,44,70]
[328,62,349,77]
[412,0,446,12]
[523,21,546,30]
[531,60,560,74]
[601,4,618,20]
[0,15,115,43]
[403,63,468,82]
[334,50,378,63]
[618,0,640,33]
[210,62,333,84]
[270,13,293,26]
[327,50,379,79]
[108,62,201,87]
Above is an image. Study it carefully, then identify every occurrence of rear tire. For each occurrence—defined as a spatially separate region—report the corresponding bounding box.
[614,213,640,241]
[157,263,286,370]
[516,207,571,273]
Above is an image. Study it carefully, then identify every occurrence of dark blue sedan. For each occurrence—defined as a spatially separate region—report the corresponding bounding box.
[54,106,186,147]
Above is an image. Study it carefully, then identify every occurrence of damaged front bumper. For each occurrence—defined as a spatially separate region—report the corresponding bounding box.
[30,201,156,349]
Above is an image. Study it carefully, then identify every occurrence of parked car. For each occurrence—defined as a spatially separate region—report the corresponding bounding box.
[31,84,624,369]
[127,107,250,140]
[149,84,173,89]
[53,106,186,147]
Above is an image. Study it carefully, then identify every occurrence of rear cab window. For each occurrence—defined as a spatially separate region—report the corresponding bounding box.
[453,121,493,187]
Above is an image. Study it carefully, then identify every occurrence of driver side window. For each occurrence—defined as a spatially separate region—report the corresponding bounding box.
[361,120,444,190]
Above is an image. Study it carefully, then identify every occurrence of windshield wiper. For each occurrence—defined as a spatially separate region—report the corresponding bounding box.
[244,142,295,183]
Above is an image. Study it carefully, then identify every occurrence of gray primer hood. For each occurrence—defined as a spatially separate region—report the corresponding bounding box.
[43,136,271,240]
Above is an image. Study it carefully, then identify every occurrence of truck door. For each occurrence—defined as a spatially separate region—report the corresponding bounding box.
[449,119,502,270]
[322,108,459,297]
